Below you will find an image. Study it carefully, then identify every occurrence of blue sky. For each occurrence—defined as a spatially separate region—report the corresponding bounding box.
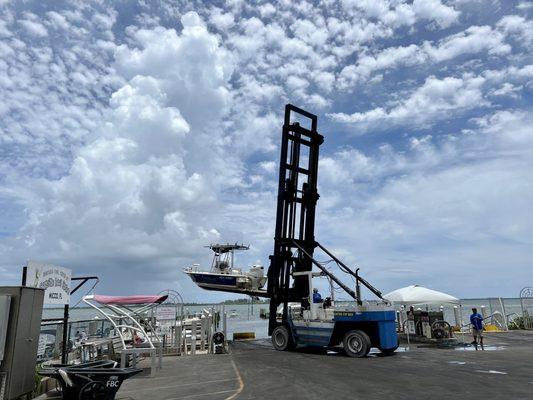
[0,0,532,302]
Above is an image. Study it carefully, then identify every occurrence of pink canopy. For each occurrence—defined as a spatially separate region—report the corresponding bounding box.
[92,294,168,305]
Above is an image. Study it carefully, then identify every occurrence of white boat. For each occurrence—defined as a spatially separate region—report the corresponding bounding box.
[184,244,268,296]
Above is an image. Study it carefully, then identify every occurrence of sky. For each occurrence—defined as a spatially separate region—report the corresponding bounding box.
[0,0,532,303]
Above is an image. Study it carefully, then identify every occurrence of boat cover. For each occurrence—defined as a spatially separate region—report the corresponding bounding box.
[92,294,168,305]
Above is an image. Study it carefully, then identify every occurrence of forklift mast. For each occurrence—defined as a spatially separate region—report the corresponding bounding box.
[267,104,324,335]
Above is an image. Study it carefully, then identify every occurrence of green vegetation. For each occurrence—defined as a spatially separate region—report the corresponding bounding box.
[508,316,528,330]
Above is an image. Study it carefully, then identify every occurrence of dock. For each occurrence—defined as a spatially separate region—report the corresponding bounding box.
[117,330,533,399]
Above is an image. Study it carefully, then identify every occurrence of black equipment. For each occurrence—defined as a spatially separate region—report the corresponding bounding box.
[267,105,387,335]
[38,361,142,400]
[267,105,323,335]
[212,331,226,354]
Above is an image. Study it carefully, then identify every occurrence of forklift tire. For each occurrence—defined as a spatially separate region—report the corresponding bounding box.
[272,325,295,351]
[343,330,371,358]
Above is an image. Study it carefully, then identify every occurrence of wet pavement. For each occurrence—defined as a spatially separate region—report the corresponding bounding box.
[118,330,533,400]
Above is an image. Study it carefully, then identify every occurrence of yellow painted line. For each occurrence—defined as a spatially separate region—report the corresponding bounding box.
[224,359,244,400]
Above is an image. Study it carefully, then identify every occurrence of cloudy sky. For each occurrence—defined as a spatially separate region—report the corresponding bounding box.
[1,0,532,302]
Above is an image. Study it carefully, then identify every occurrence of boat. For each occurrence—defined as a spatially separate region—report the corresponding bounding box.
[184,243,268,296]
[229,309,239,318]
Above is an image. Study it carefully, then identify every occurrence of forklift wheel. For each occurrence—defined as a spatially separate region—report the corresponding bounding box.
[272,325,295,351]
[343,330,371,358]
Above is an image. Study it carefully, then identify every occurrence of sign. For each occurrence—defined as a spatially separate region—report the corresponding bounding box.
[26,261,71,305]
[155,305,176,320]
[158,320,173,334]
[406,320,416,335]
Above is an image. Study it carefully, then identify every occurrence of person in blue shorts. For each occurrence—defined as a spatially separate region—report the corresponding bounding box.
[470,308,484,350]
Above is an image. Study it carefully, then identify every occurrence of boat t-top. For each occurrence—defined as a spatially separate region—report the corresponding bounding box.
[184,243,268,296]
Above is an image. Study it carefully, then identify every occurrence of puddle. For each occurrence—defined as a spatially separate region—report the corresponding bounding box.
[475,370,508,375]
[366,346,410,357]
[454,345,506,351]
[367,346,409,354]
[394,346,410,352]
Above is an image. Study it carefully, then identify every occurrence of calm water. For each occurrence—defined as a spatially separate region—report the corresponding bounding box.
[42,298,523,340]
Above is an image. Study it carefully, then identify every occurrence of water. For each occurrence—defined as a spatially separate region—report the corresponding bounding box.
[42,298,523,340]
[42,303,270,339]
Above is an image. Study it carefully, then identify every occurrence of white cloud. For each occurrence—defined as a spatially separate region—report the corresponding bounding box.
[497,15,533,48]
[412,0,460,28]
[339,24,511,89]
[318,109,533,295]
[0,11,243,295]
[341,0,459,28]
[18,15,48,37]
[1,0,531,299]
[115,12,233,130]
[330,74,487,128]
[489,82,523,98]
[516,1,533,10]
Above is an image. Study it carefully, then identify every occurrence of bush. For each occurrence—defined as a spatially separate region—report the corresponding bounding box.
[508,316,526,330]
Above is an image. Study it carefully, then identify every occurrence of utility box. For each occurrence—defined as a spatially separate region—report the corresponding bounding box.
[0,286,44,400]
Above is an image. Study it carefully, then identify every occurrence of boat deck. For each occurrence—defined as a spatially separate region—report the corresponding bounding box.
[117,330,533,400]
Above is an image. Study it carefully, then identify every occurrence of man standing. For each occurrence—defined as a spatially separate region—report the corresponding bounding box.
[470,308,484,350]
[312,288,322,303]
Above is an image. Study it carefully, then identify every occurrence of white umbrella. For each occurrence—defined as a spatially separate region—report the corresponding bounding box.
[383,285,459,305]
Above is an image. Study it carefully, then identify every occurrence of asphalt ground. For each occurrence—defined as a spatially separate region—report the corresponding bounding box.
[118,330,533,400]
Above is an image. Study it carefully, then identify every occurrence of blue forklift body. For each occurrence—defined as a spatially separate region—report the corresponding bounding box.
[290,309,398,350]
[334,309,398,350]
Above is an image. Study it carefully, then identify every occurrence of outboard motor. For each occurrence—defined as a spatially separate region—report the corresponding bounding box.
[248,264,267,289]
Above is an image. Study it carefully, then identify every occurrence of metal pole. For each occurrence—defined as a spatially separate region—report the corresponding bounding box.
[61,304,69,364]
[499,297,508,330]
[291,240,358,301]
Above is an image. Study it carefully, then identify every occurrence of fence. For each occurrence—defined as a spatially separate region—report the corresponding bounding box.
[520,287,533,329]
[38,305,227,364]
[393,297,527,333]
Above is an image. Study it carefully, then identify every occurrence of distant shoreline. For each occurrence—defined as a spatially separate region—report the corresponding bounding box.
[42,297,521,310]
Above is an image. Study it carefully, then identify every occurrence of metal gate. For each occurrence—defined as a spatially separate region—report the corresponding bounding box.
[520,287,533,329]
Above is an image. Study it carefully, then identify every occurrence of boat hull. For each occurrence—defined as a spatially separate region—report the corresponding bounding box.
[184,271,269,297]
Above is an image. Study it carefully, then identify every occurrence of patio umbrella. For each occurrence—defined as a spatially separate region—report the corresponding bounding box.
[383,285,459,305]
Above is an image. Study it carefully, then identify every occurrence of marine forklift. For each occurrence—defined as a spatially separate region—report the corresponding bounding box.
[267,104,398,357]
